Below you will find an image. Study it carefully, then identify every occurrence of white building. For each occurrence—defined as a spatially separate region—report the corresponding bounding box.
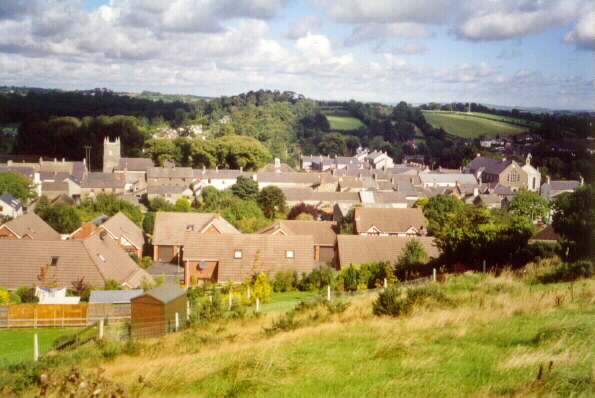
[521,154,541,192]
[0,194,24,218]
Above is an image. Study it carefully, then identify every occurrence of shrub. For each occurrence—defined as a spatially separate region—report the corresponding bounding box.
[14,287,37,303]
[406,285,452,307]
[252,273,273,303]
[338,265,359,292]
[297,265,337,291]
[373,284,411,316]
[537,260,594,284]
[0,288,9,305]
[273,270,298,292]
[140,256,153,269]
[191,289,225,324]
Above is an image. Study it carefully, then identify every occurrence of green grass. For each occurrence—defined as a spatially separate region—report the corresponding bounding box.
[422,110,529,138]
[326,115,366,131]
[0,328,82,365]
[260,291,318,313]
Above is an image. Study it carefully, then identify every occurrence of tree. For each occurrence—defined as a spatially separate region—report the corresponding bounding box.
[143,212,156,234]
[174,197,192,212]
[148,196,175,212]
[257,186,287,218]
[397,240,429,270]
[422,195,465,235]
[0,171,35,202]
[552,185,594,260]
[38,202,81,234]
[318,133,347,156]
[231,176,259,201]
[508,189,549,222]
[287,203,322,220]
[252,272,272,303]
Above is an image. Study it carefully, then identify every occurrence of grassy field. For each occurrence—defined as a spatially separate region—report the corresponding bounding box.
[6,273,588,397]
[326,115,366,131]
[0,328,82,365]
[422,110,529,138]
[260,290,318,313]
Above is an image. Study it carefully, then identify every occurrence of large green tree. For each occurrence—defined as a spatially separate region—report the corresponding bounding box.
[552,185,594,260]
[421,195,465,236]
[318,133,347,157]
[231,176,259,201]
[37,202,81,234]
[508,189,549,222]
[257,186,287,219]
[0,171,35,202]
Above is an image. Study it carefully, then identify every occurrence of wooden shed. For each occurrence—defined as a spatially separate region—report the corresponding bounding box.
[130,285,187,338]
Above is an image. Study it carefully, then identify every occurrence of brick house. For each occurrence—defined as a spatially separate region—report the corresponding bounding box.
[353,207,427,236]
[0,213,61,240]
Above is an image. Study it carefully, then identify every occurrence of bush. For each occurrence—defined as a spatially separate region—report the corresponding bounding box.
[373,284,411,316]
[273,270,298,292]
[14,287,37,303]
[406,285,452,307]
[297,265,337,291]
[537,260,594,284]
[140,256,153,269]
[0,288,9,305]
[252,273,272,303]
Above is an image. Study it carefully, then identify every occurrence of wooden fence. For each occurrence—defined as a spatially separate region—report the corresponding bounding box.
[0,303,133,328]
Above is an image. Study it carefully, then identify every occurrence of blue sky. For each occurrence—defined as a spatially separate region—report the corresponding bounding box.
[0,0,593,110]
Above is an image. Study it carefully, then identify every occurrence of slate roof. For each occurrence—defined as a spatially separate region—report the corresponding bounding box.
[255,172,322,184]
[41,181,69,193]
[89,289,144,303]
[467,156,502,173]
[140,284,186,304]
[0,234,152,289]
[354,207,427,234]
[0,166,36,179]
[116,157,154,171]
[195,169,247,179]
[153,212,240,246]
[540,180,581,200]
[0,213,61,240]
[183,233,315,281]
[337,235,439,268]
[281,188,361,203]
[419,173,478,185]
[101,212,145,250]
[147,185,190,195]
[81,173,126,189]
[0,193,23,210]
[147,167,194,179]
[257,220,338,246]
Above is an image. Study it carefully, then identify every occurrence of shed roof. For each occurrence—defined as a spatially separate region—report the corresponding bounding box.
[89,289,144,303]
[140,285,186,303]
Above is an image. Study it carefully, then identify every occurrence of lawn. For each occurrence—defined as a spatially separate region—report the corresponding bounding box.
[260,290,318,313]
[422,110,529,138]
[326,115,366,131]
[0,327,83,365]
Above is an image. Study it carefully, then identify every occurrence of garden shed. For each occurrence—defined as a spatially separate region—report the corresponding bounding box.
[88,289,144,321]
[130,285,187,338]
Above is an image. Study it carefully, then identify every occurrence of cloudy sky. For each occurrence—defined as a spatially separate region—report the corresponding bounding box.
[0,0,593,109]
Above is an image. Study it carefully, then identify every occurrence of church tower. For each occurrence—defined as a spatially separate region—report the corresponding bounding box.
[103,137,121,172]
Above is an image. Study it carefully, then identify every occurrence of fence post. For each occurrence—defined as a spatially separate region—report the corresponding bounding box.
[228,291,232,310]
[186,301,191,321]
[99,319,104,340]
[255,298,260,313]
[175,312,179,332]
[33,333,39,362]
[483,259,486,273]
[327,285,331,301]
[383,278,387,289]
[34,307,37,329]
[247,286,251,300]
[433,268,437,282]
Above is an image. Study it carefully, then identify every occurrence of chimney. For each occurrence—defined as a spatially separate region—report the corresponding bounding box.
[240,166,243,172]
[476,153,481,158]
[54,158,57,164]
[410,177,414,184]
[62,158,65,163]
[526,153,532,165]
[391,177,395,184]
[202,165,206,174]
[546,175,551,184]
[215,166,218,172]
[580,175,584,186]
[473,187,479,197]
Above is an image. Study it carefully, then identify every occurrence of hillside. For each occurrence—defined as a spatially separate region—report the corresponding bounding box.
[5,273,592,397]
[320,105,366,131]
[422,110,529,138]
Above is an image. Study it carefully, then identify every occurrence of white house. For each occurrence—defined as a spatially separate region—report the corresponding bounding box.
[521,154,541,192]
[0,194,24,219]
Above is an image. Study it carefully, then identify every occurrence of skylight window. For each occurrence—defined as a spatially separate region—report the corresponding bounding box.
[97,253,106,262]
[50,256,59,266]
[186,225,195,231]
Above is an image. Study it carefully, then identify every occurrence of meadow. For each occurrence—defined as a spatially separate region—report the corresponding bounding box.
[422,110,529,138]
[4,272,591,397]
[326,115,366,131]
[0,328,82,365]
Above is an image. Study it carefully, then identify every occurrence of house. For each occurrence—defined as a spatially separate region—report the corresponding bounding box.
[466,155,528,192]
[80,172,126,198]
[530,225,561,243]
[131,285,188,338]
[419,173,478,188]
[0,234,153,289]
[194,168,246,191]
[336,235,440,269]
[0,194,24,218]
[353,207,427,236]
[540,176,583,201]
[281,187,361,208]
[147,185,194,204]
[365,151,394,170]
[147,167,195,187]
[0,213,61,240]
[152,212,240,263]
[114,157,154,192]
[182,234,315,284]
[257,220,338,264]
[521,154,541,192]
[99,212,145,258]
[253,172,323,190]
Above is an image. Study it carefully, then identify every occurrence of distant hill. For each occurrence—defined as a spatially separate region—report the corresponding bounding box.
[422,110,529,139]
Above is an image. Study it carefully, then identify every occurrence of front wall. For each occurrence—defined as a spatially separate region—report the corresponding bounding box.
[185,260,218,285]
[499,165,528,190]
[319,246,335,264]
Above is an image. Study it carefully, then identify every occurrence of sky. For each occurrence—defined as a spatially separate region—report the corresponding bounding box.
[0,0,593,110]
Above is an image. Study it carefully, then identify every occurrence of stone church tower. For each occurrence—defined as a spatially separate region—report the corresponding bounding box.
[103,137,121,172]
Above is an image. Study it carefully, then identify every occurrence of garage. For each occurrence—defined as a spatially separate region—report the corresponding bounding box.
[157,245,174,262]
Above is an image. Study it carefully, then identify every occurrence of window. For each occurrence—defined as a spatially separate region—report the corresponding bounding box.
[198,261,208,270]
[286,250,295,259]
[97,253,106,262]
[186,225,195,231]
[234,250,243,259]
[50,256,59,266]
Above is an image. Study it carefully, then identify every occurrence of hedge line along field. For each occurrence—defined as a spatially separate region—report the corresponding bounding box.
[326,115,366,131]
[422,110,529,138]
[5,273,591,397]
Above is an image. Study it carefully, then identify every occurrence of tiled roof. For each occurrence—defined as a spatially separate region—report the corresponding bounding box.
[183,233,315,281]
[1,213,60,240]
[337,235,439,268]
[116,157,154,171]
[147,185,190,195]
[0,235,152,289]
[147,167,194,179]
[81,173,126,189]
[89,289,144,303]
[0,193,23,210]
[531,225,561,242]
[419,173,478,185]
[153,212,240,246]
[354,207,427,234]
[101,212,145,250]
[257,220,338,245]
[138,285,186,304]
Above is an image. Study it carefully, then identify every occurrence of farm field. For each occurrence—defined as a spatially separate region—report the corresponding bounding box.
[422,110,529,138]
[326,115,366,131]
[0,327,82,365]
[5,274,590,397]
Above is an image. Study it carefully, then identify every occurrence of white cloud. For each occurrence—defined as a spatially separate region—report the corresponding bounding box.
[390,40,426,55]
[563,10,595,50]
[286,16,323,40]
[344,22,432,46]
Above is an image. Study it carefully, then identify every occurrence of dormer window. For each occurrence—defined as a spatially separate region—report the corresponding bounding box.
[50,256,59,266]
[186,225,195,231]
[286,250,295,259]
[234,250,243,259]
